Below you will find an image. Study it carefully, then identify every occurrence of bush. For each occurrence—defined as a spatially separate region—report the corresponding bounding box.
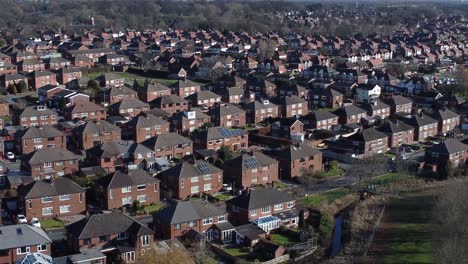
[319,211,334,238]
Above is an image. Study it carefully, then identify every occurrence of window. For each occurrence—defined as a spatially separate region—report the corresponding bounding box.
[117,232,128,240]
[141,235,150,246]
[99,235,109,242]
[42,207,53,216]
[250,209,257,216]
[261,206,271,214]
[218,215,226,222]
[79,193,83,203]
[17,247,30,255]
[44,162,52,168]
[203,217,213,225]
[287,201,294,208]
[137,195,147,202]
[204,174,212,180]
[109,190,113,199]
[122,197,132,206]
[124,251,135,263]
[33,138,42,143]
[191,185,200,194]
[28,200,32,209]
[60,205,71,213]
[42,196,53,203]
[137,184,146,191]
[181,180,184,188]
[274,203,283,211]
[175,224,181,230]
[37,244,47,251]
[188,221,197,227]
[59,194,70,201]
[122,186,132,193]
[204,183,212,191]
[154,183,158,192]
[191,176,199,183]
[83,239,91,245]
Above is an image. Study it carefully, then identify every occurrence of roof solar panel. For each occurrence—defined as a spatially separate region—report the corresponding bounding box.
[244,157,259,169]
[197,163,211,174]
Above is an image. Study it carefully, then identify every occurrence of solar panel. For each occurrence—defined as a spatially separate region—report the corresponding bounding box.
[244,157,259,169]
[197,163,211,174]
[218,127,244,137]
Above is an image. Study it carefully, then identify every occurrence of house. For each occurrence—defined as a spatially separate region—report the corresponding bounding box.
[253,239,287,260]
[385,95,412,116]
[222,86,249,104]
[51,90,89,111]
[15,125,66,155]
[345,128,389,158]
[66,212,154,263]
[109,98,150,118]
[57,67,82,85]
[95,170,160,210]
[170,79,201,98]
[152,95,189,115]
[355,84,381,103]
[18,60,45,73]
[244,100,279,124]
[22,148,79,180]
[400,113,438,142]
[245,79,276,98]
[186,91,222,109]
[192,127,248,152]
[171,110,211,136]
[280,95,308,118]
[362,101,391,119]
[333,105,367,125]
[17,177,86,220]
[138,82,171,103]
[96,73,125,88]
[123,113,170,143]
[208,103,246,128]
[429,109,460,136]
[223,151,279,189]
[72,120,122,150]
[234,224,267,247]
[28,70,57,90]
[17,106,58,127]
[377,121,414,149]
[309,88,344,109]
[226,188,298,232]
[1,73,28,91]
[0,224,52,264]
[268,143,323,179]
[44,57,71,70]
[159,159,223,200]
[143,132,193,160]
[67,102,107,121]
[153,200,234,243]
[0,97,9,117]
[102,86,137,104]
[426,139,468,170]
[302,110,338,130]
[270,119,304,141]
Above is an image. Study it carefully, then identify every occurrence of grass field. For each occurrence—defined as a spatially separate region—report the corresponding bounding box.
[40,218,64,229]
[224,247,250,257]
[144,203,165,214]
[270,233,300,246]
[368,192,434,263]
[301,188,353,207]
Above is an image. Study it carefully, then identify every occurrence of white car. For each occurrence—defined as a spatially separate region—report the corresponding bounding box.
[30,218,41,228]
[17,214,27,224]
[6,152,15,160]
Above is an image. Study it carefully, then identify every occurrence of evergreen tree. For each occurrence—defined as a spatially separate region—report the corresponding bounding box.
[18,80,28,93]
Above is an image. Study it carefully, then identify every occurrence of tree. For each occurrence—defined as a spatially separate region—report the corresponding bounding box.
[18,80,27,93]
[7,83,17,94]
[87,79,101,98]
[135,248,194,264]
[133,79,139,90]
[217,145,232,161]
[257,39,277,62]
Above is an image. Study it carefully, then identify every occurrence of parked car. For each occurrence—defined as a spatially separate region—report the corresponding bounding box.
[30,217,41,228]
[6,152,15,160]
[17,214,27,224]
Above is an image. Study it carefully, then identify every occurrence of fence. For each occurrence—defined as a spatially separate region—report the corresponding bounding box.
[261,254,290,264]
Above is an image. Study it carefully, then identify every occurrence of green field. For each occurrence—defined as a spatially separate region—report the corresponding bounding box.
[270,233,300,246]
[224,247,250,257]
[40,218,64,229]
[368,192,434,263]
[301,188,353,207]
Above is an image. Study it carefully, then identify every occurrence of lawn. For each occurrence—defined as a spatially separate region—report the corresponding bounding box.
[224,247,250,257]
[273,181,288,189]
[301,188,353,207]
[144,203,165,214]
[270,233,300,246]
[368,192,434,264]
[213,193,232,201]
[314,163,345,179]
[40,218,64,229]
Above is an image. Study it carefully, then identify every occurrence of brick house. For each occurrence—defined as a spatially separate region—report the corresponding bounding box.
[268,143,323,179]
[22,148,79,180]
[243,100,279,124]
[72,120,122,150]
[153,200,234,244]
[345,128,389,158]
[102,86,137,104]
[333,105,367,124]
[171,110,211,136]
[0,61,17,75]
[96,73,125,87]
[57,67,82,85]
[17,177,86,221]
[400,113,438,142]
[186,90,222,109]
[95,170,160,210]
[44,57,71,70]
[66,212,154,263]
[209,103,246,128]
[1,73,28,91]
[28,70,58,90]
[301,110,338,130]
[170,79,201,98]
[18,59,45,73]
[226,188,298,232]
[245,79,276,98]
[143,132,193,160]
[15,125,66,155]
[377,121,414,149]
[385,95,412,116]
[109,98,150,118]
[0,97,10,117]
[362,101,391,119]
[192,127,248,152]
[123,113,170,143]
[280,95,309,118]
[426,139,468,170]
[0,224,52,264]
[159,160,223,200]
[67,101,107,121]
[223,151,279,189]
[309,88,344,109]
[222,86,249,104]
[152,95,189,115]
[17,105,58,127]
[429,109,460,136]
[138,82,171,103]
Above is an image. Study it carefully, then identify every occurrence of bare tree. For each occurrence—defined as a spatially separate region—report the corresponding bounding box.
[257,39,277,62]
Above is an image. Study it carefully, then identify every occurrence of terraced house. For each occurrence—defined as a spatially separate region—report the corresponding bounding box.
[17,105,58,127]
[209,103,246,128]
[72,120,122,150]
[143,132,193,160]
[67,101,107,121]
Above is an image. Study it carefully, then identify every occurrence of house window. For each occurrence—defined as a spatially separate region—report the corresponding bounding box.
[44,162,52,168]
[181,180,184,188]
[204,174,212,180]
[28,200,32,209]
[154,183,158,192]
[59,194,70,201]
[287,201,294,208]
[191,186,200,194]
[141,235,150,246]
[203,217,213,225]
[109,190,113,199]
[79,193,83,203]
[137,195,147,202]
[218,215,226,222]
[83,239,91,245]
[122,197,132,206]
[42,207,53,216]
[137,184,146,191]
[188,221,197,227]
[174,224,181,230]
[274,204,283,211]
[117,232,128,240]
[17,247,30,255]
[42,196,53,203]
[37,244,47,251]
[191,176,199,183]
[33,138,42,143]
[60,205,71,213]
[261,206,271,214]
[204,183,212,191]
[122,186,132,193]
[124,251,135,263]
[250,209,257,216]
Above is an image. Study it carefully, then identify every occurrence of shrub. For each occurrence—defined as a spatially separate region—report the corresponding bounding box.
[319,211,334,238]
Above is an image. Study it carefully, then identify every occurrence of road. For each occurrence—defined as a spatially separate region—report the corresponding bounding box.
[2,91,37,104]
